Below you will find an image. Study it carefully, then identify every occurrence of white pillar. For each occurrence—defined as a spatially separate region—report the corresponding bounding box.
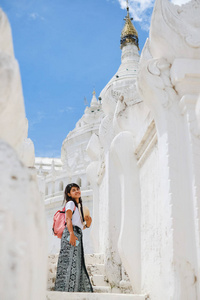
[86,161,100,252]
[138,54,200,299]
[111,131,141,293]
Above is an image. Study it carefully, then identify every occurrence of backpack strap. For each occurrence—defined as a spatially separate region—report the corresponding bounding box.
[64,204,76,214]
[72,205,76,214]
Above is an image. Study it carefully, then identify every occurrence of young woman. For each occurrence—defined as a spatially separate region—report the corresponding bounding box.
[55,183,93,292]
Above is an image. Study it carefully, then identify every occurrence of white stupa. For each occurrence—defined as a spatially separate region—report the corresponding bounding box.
[61,90,104,180]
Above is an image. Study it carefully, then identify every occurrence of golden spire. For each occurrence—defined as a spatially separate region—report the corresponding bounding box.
[120,0,139,49]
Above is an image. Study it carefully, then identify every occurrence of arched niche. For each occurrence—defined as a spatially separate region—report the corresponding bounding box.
[59,181,63,192]
[77,177,81,187]
[45,185,48,196]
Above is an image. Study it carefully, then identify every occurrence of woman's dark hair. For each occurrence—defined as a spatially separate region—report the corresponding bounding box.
[63,183,84,221]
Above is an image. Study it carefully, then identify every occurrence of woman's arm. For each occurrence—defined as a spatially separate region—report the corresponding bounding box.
[66,210,78,246]
[84,216,92,229]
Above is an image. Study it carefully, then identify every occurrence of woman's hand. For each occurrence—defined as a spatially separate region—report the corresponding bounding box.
[66,209,78,246]
[69,232,78,247]
[85,216,92,228]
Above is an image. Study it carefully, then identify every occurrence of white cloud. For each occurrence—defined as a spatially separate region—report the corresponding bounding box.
[29,111,46,129]
[36,148,61,158]
[171,0,191,4]
[58,107,74,114]
[118,0,191,31]
[118,0,154,30]
[29,12,45,21]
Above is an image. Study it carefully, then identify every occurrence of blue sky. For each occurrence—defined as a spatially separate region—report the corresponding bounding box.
[1,0,153,157]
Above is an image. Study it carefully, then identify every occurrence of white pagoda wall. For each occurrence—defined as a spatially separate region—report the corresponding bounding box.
[98,175,107,253]
[137,0,200,298]
[88,0,200,299]
[139,144,162,294]
[98,153,122,285]
[0,8,47,300]
[86,41,145,290]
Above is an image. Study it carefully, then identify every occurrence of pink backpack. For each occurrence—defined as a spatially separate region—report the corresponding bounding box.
[52,206,76,239]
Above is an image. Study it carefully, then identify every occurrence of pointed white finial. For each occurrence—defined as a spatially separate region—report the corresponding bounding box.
[90,90,98,108]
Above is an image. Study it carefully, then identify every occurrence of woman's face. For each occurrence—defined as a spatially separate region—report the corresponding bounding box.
[68,186,81,200]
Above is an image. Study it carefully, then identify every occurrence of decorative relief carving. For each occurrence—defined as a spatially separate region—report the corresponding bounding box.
[111,82,142,110]
[138,42,178,112]
[111,89,121,101]
[161,0,200,48]
[150,0,200,63]
[148,58,175,109]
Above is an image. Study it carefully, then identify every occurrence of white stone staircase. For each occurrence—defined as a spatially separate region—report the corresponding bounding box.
[85,253,111,293]
[47,253,149,300]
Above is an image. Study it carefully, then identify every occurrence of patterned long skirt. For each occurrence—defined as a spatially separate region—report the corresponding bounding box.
[55,225,93,292]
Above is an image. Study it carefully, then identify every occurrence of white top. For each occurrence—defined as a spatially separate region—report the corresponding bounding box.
[65,200,83,230]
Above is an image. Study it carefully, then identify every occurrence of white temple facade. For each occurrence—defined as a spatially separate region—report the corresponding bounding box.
[38,1,200,298]
[86,0,200,299]
[86,4,146,291]
[1,0,200,299]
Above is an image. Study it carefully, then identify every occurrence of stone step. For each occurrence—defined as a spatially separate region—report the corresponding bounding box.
[93,286,124,294]
[87,263,105,276]
[120,280,133,294]
[91,275,109,287]
[93,286,112,293]
[85,253,104,265]
[46,291,148,300]
[47,253,133,294]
